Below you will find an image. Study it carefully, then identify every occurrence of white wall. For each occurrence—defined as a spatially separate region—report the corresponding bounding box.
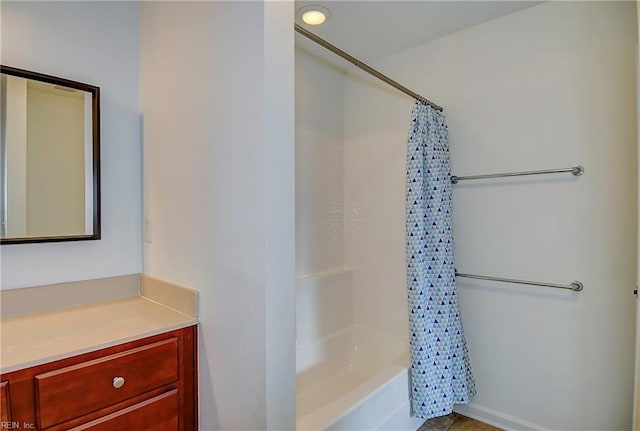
[264,3,296,427]
[0,1,141,288]
[295,44,357,350]
[344,2,637,430]
[295,46,346,277]
[140,2,295,430]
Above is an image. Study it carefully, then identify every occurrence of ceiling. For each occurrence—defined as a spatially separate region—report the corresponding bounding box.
[295,1,543,63]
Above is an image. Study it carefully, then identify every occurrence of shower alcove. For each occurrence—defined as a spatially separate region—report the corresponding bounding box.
[294,2,638,431]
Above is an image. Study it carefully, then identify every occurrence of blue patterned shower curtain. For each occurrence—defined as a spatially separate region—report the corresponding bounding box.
[406,101,475,419]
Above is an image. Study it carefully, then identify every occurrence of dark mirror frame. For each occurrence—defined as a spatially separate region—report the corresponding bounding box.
[0,65,100,244]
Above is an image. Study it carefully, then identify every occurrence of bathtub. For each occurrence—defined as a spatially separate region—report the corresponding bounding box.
[296,325,425,431]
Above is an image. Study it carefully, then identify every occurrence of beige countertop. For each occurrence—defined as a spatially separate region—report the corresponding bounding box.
[1,275,199,374]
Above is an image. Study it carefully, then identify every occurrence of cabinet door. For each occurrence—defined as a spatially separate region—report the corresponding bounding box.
[69,389,178,431]
[1,381,10,423]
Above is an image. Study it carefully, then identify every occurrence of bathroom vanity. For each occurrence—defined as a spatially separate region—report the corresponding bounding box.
[0,65,199,430]
[0,275,198,431]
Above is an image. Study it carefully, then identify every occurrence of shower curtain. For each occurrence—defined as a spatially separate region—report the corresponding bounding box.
[406,101,475,419]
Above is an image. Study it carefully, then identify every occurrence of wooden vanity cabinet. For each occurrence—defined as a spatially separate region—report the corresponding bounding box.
[0,326,197,431]
[1,381,10,423]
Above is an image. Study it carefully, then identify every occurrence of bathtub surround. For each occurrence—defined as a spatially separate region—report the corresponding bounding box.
[295,41,429,431]
[406,102,475,418]
[295,44,346,277]
[296,269,354,345]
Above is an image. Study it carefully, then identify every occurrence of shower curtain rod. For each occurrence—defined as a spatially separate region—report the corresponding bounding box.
[294,24,443,112]
[455,270,584,292]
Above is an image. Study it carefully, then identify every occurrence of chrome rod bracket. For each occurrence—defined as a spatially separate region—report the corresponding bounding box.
[571,165,584,176]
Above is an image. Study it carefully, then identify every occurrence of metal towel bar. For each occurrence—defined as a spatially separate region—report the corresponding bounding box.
[451,165,584,184]
[455,270,583,292]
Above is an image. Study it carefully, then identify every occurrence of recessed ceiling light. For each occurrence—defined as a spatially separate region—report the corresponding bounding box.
[297,5,331,26]
[303,10,326,25]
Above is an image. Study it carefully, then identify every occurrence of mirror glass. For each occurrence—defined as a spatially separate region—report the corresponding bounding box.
[0,66,100,244]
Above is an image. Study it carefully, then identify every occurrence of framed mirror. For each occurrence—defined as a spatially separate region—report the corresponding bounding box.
[0,65,100,244]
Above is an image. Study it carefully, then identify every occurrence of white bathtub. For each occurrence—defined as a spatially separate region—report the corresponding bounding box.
[296,325,425,431]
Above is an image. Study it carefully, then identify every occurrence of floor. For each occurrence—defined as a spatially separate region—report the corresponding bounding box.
[419,413,502,431]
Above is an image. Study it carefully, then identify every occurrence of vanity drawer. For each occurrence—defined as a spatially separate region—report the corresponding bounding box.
[35,337,179,429]
[69,389,178,431]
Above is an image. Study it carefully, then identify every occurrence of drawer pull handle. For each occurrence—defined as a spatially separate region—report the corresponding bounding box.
[112,376,125,389]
